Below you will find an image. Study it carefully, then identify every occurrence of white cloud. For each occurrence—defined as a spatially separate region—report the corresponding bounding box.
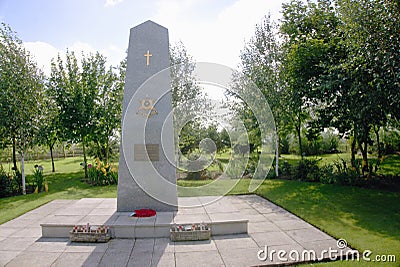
[24,41,125,76]
[152,0,285,68]
[154,0,282,68]
[24,41,61,75]
[24,0,285,76]
[68,41,97,57]
[104,0,124,7]
[24,41,98,76]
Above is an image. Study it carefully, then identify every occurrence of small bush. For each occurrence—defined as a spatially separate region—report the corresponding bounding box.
[186,170,209,180]
[226,156,247,179]
[332,159,362,185]
[0,165,13,197]
[31,165,46,193]
[245,153,259,175]
[180,152,211,180]
[319,164,335,184]
[280,160,293,177]
[294,159,321,182]
[87,158,118,186]
[0,165,21,197]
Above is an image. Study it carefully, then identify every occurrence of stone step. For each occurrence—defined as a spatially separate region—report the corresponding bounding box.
[41,219,248,238]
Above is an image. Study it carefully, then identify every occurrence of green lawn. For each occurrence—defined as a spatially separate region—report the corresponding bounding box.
[0,155,399,266]
[0,162,116,225]
[2,156,85,175]
[0,170,116,224]
[179,179,400,266]
[254,180,399,266]
[378,154,400,176]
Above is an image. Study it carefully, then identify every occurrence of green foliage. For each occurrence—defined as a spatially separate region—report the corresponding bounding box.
[87,139,119,162]
[280,0,339,157]
[90,57,125,163]
[237,14,282,175]
[170,42,217,162]
[280,136,290,154]
[383,128,400,154]
[179,152,212,180]
[177,121,202,155]
[31,165,45,192]
[225,155,247,179]
[318,164,335,184]
[87,158,118,186]
[285,130,340,156]
[0,23,45,193]
[280,160,293,177]
[302,130,340,156]
[239,0,399,170]
[185,171,206,180]
[0,165,14,197]
[294,158,321,182]
[277,155,400,190]
[48,51,125,177]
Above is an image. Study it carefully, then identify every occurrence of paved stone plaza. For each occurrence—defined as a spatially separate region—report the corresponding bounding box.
[0,195,351,266]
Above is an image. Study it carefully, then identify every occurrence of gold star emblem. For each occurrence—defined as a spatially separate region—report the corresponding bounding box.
[137,97,158,118]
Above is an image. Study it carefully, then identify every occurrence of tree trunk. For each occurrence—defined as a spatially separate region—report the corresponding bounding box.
[350,136,356,168]
[106,137,110,165]
[12,137,18,172]
[50,141,55,172]
[21,152,26,195]
[358,140,369,175]
[82,137,88,179]
[275,133,279,177]
[62,142,66,159]
[296,122,303,159]
[374,126,382,159]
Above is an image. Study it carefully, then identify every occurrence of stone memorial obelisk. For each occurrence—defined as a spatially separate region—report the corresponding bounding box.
[117,20,177,212]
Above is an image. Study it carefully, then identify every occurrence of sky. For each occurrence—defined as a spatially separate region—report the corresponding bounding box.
[0,0,287,75]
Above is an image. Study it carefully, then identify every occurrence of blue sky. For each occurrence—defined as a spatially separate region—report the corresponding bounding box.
[0,0,286,74]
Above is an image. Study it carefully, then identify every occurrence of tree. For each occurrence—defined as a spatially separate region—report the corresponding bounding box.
[280,0,340,159]
[333,0,400,170]
[90,56,125,164]
[170,41,201,110]
[311,0,400,171]
[170,42,211,158]
[35,92,59,172]
[49,51,98,178]
[240,14,283,176]
[0,23,45,194]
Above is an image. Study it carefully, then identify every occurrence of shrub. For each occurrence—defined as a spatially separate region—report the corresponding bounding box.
[31,165,46,193]
[0,165,13,197]
[332,159,362,185]
[186,170,208,180]
[245,153,259,175]
[280,160,293,177]
[87,158,118,186]
[180,152,210,180]
[226,155,248,179]
[294,159,321,182]
[319,164,335,184]
[320,130,340,154]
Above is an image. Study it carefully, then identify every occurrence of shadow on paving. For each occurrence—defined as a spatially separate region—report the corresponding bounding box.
[255,180,400,244]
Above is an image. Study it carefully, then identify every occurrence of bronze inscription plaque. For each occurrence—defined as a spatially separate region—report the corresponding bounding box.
[134,144,159,161]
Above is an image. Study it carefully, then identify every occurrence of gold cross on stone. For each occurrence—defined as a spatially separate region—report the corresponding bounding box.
[144,50,152,66]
